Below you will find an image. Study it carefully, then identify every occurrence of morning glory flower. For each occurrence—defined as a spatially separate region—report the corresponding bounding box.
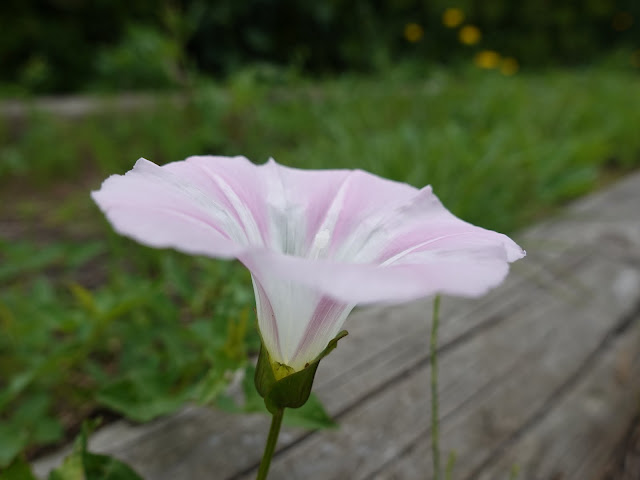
[92,156,524,373]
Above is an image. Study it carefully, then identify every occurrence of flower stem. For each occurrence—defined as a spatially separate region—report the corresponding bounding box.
[256,407,285,480]
[430,295,442,480]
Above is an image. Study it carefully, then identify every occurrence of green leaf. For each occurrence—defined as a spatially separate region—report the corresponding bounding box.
[68,284,97,316]
[280,394,337,430]
[47,425,87,480]
[47,454,83,480]
[0,457,38,480]
[65,242,106,271]
[220,309,249,363]
[0,371,35,410]
[13,394,50,427]
[82,452,143,480]
[191,365,228,406]
[193,311,254,406]
[160,255,191,300]
[48,421,143,480]
[0,425,29,469]
[254,330,348,414]
[32,417,64,444]
[0,243,65,283]
[97,371,189,422]
[241,365,269,413]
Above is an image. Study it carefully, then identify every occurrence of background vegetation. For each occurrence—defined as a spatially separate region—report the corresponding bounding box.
[1,0,640,475]
[1,0,638,93]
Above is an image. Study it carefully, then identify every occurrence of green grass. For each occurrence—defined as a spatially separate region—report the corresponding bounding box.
[3,63,639,232]
[1,63,640,468]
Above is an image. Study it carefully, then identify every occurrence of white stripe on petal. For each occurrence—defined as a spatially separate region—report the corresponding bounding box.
[306,172,353,259]
[381,232,471,266]
[208,172,265,246]
[264,159,308,256]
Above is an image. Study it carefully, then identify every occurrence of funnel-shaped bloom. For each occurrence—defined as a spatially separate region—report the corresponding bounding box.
[92,156,524,372]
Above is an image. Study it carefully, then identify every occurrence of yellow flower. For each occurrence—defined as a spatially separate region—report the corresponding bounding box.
[404,22,424,43]
[612,12,633,31]
[500,57,519,76]
[442,8,465,28]
[459,25,481,46]
[474,50,501,69]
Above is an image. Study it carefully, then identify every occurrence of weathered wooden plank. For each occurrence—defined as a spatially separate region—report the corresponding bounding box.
[378,262,640,480]
[521,172,640,258]
[474,315,640,480]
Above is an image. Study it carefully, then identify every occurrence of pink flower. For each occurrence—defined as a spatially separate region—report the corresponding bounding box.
[92,156,524,372]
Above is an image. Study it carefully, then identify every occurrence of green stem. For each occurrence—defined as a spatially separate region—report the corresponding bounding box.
[256,407,285,480]
[430,295,442,480]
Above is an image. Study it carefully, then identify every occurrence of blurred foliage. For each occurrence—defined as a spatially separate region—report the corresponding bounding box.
[94,25,183,91]
[0,235,260,469]
[1,0,639,93]
[0,0,165,93]
[46,421,143,480]
[2,62,639,232]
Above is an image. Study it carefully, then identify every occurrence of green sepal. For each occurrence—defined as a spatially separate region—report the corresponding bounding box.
[254,330,348,414]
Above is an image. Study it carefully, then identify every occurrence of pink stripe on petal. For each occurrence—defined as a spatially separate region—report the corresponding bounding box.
[252,277,282,361]
[290,296,351,366]
[330,173,418,247]
[174,156,271,246]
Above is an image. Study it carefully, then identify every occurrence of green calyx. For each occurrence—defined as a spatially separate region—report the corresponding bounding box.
[271,362,296,381]
[254,330,348,414]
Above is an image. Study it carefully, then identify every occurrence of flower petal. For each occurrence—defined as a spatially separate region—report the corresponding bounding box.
[167,156,270,247]
[242,245,514,305]
[93,156,525,369]
[259,161,418,259]
[240,181,524,304]
[289,295,353,368]
[251,272,354,370]
[91,156,270,257]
